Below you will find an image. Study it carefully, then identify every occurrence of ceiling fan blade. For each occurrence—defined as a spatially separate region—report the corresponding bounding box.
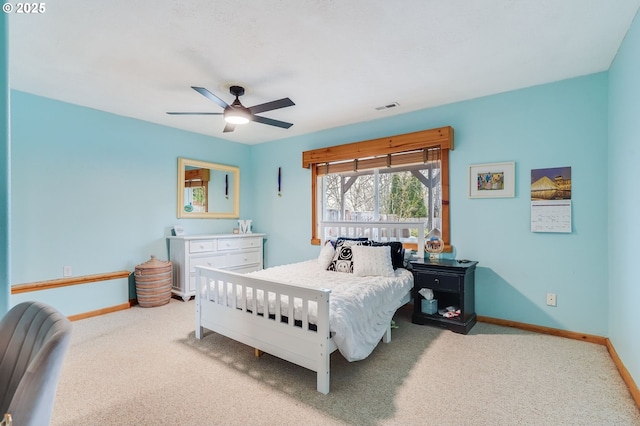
[251,115,293,129]
[191,86,229,109]
[223,123,236,133]
[166,112,223,115]
[248,98,295,115]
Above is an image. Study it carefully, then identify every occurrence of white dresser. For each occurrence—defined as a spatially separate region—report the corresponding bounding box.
[168,233,265,301]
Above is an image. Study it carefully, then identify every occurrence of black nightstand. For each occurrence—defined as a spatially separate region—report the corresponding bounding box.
[410,258,478,334]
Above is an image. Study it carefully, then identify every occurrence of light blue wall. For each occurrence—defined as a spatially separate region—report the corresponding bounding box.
[10,91,254,314]
[608,10,640,388]
[0,14,9,315]
[252,73,609,337]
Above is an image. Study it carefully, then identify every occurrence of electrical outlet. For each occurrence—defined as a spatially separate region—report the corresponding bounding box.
[546,293,557,307]
[63,266,73,277]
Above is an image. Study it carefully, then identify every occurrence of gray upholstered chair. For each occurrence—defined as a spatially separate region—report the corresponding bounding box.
[0,301,72,426]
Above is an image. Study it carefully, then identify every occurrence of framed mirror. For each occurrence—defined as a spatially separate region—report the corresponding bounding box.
[177,158,240,219]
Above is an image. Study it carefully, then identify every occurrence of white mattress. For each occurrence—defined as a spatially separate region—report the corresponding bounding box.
[246,259,413,362]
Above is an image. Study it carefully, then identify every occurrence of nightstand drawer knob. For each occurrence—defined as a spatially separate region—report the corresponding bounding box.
[434,278,439,283]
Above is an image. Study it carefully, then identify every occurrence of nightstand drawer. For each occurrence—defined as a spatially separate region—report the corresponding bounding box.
[415,271,460,292]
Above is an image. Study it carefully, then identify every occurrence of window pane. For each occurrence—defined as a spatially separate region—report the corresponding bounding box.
[380,170,427,220]
[320,162,441,236]
[323,171,375,221]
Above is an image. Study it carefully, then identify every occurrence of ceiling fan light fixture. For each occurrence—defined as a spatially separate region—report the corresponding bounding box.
[224,108,250,124]
[224,113,250,125]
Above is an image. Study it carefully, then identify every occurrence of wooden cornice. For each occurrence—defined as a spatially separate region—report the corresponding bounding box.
[302,126,453,168]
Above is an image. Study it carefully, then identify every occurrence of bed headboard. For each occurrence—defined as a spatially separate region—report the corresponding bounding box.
[320,221,425,254]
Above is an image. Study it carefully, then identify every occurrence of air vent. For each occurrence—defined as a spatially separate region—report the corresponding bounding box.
[375,102,400,111]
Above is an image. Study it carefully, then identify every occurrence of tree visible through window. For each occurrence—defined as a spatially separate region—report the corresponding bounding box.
[388,172,427,219]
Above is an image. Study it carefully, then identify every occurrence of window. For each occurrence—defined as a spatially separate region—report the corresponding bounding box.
[302,127,453,251]
[321,161,440,230]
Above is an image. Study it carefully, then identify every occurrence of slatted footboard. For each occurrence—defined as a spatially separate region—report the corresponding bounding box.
[195,266,335,394]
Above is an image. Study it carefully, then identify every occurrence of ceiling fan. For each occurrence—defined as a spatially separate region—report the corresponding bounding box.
[167,85,295,133]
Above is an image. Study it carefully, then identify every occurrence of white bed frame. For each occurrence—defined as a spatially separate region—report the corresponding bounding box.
[195,221,425,394]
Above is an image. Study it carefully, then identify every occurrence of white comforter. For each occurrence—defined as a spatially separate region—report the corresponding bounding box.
[245,259,413,362]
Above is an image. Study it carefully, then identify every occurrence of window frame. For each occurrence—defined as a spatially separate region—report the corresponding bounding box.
[302,126,454,250]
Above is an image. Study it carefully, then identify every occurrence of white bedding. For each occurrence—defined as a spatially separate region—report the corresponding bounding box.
[243,259,413,362]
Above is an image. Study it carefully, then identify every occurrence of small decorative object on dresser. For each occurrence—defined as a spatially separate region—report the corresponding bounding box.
[168,233,265,301]
[237,219,253,234]
[410,258,478,334]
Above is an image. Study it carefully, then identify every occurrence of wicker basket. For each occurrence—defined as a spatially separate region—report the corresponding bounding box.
[134,255,172,308]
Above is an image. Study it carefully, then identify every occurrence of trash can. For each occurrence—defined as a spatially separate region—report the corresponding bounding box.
[134,255,172,307]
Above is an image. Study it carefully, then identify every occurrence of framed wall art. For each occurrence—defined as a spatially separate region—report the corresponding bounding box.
[468,161,515,198]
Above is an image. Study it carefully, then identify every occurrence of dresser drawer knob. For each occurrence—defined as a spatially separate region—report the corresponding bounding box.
[434,278,439,283]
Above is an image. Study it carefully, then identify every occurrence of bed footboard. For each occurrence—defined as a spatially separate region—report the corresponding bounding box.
[195,266,334,394]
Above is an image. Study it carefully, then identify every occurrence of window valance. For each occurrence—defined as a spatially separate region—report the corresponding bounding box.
[302,126,453,169]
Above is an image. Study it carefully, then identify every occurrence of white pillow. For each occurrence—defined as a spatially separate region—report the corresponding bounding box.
[351,245,395,277]
[317,242,335,269]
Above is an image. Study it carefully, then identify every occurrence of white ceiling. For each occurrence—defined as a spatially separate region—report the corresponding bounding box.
[8,1,640,145]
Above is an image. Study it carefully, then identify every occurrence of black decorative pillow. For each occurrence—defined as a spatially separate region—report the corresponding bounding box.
[331,236,369,249]
[369,241,404,269]
[327,239,367,273]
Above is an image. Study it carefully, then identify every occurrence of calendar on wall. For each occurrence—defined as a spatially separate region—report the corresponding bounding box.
[530,167,572,233]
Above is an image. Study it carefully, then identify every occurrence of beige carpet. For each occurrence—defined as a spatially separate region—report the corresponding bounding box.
[51,299,640,425]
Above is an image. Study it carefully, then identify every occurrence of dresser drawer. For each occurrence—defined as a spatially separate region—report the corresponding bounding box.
[189,240,215,253]
[191,255,228,271]
[190,250,262,272]
[415,271,460,292]
[217,237,262,251]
